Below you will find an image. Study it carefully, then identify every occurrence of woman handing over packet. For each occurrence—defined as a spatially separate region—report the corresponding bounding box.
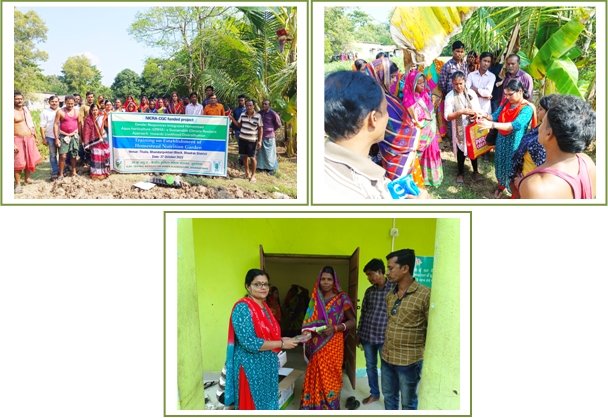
[225,269,300,410]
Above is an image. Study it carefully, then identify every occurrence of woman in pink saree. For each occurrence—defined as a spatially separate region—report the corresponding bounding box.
[402,70,443,186]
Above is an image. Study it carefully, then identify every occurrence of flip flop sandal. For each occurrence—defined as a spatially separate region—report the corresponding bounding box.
[15,186,23,194]
[25,179,41,184]
[249,177,257,183]
[345,396,356,409]
[347,400,361,410]
[456,175,464,184]
[474,173,483,183]
[51,174,59,181]
[203,381,217,390]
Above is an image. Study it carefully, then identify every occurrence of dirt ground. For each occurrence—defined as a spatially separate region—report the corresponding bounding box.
[14,141,297,200]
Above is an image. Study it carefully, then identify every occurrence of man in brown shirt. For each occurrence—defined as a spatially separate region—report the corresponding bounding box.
[381,249,431,410]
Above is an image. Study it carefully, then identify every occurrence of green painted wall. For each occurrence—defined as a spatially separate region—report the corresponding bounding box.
[177,218,205,410]
[418,218,461,410]
[191,218,437,372]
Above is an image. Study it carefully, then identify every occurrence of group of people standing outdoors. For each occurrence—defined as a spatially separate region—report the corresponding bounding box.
[225,248,429,411]
[324,41,596,200]
[14,85,284,192]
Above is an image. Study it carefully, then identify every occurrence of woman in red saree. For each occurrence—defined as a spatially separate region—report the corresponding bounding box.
[167,92,185,114]
[82,104,110,179]
[300,266,356,410]
[122,94,138,112]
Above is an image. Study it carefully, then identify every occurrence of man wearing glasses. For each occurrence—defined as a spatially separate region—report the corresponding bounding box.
[381,249,431,410]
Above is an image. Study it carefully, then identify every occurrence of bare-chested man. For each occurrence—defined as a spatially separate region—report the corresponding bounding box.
[54,95,80,178]
[14,93,42,193]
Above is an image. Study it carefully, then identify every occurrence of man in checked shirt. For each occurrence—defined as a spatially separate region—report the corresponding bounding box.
[355,258,395,405]
[381,249,431,410]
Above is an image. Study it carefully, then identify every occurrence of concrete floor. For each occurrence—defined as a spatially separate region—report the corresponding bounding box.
[203,349,386,410]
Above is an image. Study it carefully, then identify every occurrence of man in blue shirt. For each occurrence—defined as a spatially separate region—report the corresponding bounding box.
[356,258,395,405]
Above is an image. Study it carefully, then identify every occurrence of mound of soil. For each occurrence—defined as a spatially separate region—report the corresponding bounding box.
[18,168,267,200]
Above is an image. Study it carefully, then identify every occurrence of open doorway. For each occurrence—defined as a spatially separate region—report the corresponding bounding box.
[260,245,360,390]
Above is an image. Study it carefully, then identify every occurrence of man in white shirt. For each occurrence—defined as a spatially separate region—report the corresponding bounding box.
[466,52,496,162]
[40,95,61,180]
[185,92,204,115]
[466,52,495,114]
[324,71,429,200]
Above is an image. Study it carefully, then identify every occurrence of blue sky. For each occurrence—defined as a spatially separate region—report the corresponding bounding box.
[357,6,393,24]
[23,6,165,86]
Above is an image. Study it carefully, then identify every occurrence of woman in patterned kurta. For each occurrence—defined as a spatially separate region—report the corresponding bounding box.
[224,269,300,410]
[478,79,537,198]
[299,266,356,410]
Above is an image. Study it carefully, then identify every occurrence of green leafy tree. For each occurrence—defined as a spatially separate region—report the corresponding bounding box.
[141,56,192,98]
[39,74,69,95]
[61,54,103,95]
[348,9,371,28]
[14,7,48,95]
[111,68,142,100]
[325,7,355,60]
[128,6,228,94]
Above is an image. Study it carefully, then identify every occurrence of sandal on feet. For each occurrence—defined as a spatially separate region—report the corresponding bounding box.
[474,172,483,183]
[249,177,257,183]
[25,179,41,184]
[494,189,503,199]
[456,175,464,184]
[15,186,23,194]
[51,174,58,181]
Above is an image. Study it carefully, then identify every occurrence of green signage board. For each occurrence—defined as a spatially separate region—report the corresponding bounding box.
[415,256,434,288]
[109,112,229,176]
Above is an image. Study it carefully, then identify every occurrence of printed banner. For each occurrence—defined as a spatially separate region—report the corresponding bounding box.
[415,256,434,288]
[109,113,229,176]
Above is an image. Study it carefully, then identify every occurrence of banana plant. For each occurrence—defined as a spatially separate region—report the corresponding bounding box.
[526,9,594,98]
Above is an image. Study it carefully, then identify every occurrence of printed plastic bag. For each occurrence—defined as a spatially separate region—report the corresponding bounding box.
[466,122,494,160]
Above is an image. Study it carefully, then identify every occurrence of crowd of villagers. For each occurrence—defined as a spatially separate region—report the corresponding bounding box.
[14,85,284,191]
[337,39,596,199]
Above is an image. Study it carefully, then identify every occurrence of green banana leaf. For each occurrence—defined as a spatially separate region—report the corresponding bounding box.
[529,16,586,79]
[534,25,558,49]
[577,80,590,96]
[545,57,582,97]
[561,46,583,60]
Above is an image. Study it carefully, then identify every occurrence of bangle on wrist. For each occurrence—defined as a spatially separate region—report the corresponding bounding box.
[333,325,338,333]
[342,323,346,332]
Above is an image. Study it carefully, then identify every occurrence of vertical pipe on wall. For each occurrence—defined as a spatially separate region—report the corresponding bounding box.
[418,218,460,411]
[177,219,206,410]
[391,218,396,252]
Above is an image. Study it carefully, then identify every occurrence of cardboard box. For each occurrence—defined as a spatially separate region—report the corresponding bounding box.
[278,351,287,368]
[278,367,305,410]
